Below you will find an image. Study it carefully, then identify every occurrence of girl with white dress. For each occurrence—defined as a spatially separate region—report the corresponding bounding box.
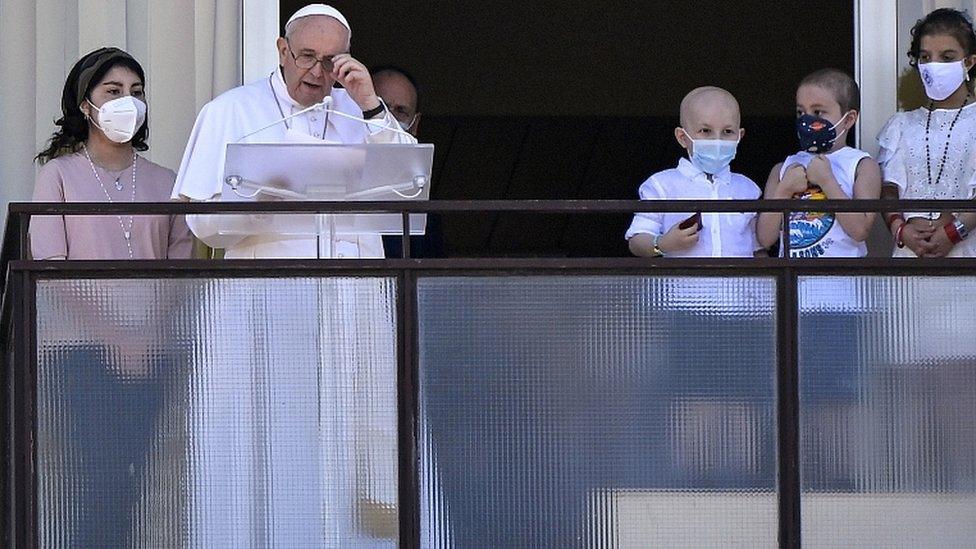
[880,8,976,257]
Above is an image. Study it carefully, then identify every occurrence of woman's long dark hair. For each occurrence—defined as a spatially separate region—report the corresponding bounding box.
[36,47,150,164]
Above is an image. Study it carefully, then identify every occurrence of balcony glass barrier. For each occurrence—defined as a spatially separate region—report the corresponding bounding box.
[5,200,976,548]
[799,276,976,547]
[34,277,399,547]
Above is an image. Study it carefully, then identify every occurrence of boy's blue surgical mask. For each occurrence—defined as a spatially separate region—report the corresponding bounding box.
[796,113,849,154]
[681,129,739,175]
[918,60,969,101]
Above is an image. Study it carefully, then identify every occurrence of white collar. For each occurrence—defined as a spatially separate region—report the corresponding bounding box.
[271,67,310,110]
[677,157,732,185]
[272,66,343,112]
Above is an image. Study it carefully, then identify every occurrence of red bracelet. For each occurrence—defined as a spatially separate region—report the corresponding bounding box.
[887,213,905,229]
[944,222,963,244]
[895,222,906,248]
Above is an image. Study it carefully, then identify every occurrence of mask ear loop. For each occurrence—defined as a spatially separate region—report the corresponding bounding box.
[84,99,109,136]
[399,113,419,132]
[675,127,693,161]
[829,111,855,145]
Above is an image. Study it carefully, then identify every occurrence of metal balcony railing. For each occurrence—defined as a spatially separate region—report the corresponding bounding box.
[3,199,976,548]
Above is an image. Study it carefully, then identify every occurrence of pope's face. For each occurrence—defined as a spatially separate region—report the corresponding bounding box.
[276,16,349,107]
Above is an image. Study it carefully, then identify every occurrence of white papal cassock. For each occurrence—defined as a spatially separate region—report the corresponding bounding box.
[173,67,407,547]
[171,67,416,259]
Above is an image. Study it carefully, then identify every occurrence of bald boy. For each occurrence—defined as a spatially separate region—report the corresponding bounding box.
[625,86,762,258]
[674,86,745,166]
[677,86,743,137]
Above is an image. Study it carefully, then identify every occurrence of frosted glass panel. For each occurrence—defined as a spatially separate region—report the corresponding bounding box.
[35,277,398,548]
[418,276,778,548]
[799,276,976,548]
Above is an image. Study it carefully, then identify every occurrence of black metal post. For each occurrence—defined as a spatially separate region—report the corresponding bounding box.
[1,278,12,549]
[11,269,37,548]
[17,213,28,262]
[401,212,412,260]
[777,268,801,548]
[397,270,420,548]
[781,208,791,258]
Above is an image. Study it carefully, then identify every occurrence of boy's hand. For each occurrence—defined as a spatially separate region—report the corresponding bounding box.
[776,164,810,198]
[806,155,837,187]
[659,221,699,252]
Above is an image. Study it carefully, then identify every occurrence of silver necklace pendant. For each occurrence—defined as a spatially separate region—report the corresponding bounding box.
[82,144,138,259]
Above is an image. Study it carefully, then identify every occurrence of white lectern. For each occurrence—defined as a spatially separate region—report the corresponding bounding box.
[221,143,434,258]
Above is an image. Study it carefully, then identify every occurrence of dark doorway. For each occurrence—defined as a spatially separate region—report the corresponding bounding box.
[279,1,855,256]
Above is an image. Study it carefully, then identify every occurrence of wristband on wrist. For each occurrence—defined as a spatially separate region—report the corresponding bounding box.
[651,233,665,257]
[886,213,905,231]
[895,222,906,248]
[944,221,964,244]
[955,218,970,240]
[362,99,386,119]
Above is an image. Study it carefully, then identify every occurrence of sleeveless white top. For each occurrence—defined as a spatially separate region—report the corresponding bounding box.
[778,147,870,258]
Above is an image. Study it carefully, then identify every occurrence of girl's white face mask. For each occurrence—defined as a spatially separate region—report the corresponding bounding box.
[87,95,147,143]
[919,60,969,101]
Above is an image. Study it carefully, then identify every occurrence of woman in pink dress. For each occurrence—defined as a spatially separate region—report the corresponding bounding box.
[31,46,191,260]
[29,47,192,547]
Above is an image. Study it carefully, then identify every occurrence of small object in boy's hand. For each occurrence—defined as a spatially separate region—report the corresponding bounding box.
[678,212,703,231]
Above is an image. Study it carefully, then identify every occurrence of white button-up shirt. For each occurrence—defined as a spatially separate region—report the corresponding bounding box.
[625,158,762,257]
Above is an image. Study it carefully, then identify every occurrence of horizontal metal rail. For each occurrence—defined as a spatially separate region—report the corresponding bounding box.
[7,198,976,215]
[9,257,976,274]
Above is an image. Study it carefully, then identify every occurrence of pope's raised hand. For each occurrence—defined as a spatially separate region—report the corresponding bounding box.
[331,54,381,112]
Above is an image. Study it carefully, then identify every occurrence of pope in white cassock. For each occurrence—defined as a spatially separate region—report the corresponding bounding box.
[171,5,405,547]
[172,3,416,258]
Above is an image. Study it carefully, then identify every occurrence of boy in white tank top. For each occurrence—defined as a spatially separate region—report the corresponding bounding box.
[756,69,882,258]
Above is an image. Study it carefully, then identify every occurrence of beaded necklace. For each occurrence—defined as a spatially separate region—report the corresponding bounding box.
[924,94,970,187]
[83,144,137,258]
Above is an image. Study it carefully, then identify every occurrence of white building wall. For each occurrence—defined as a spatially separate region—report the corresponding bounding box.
[0,0,278,226]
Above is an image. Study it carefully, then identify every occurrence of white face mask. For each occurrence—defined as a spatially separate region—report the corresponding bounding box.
[918,60,969,101]
[87,95,147,143]
[397,114,418,133]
